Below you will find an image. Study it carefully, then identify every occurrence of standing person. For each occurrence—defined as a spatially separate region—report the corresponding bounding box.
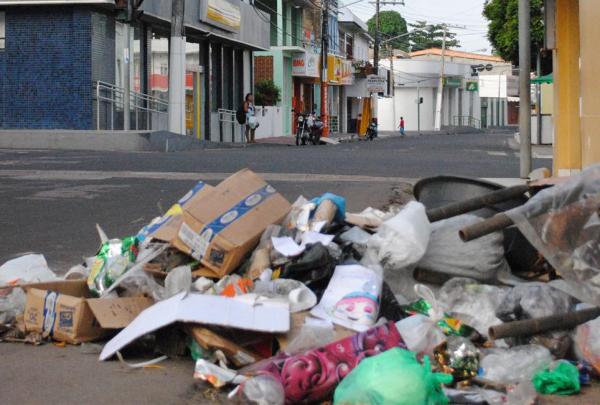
[399,116,405,137]
[243,93,256,143]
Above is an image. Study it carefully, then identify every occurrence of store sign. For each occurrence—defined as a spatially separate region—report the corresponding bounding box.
[200,0,241,33]
[366,74,386,93]
[465,81,479,91]
[326,55,353,85]
[444,77,462,88]
[292,52,320,78]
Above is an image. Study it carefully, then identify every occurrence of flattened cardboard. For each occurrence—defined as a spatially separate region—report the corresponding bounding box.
[23,282,153,344]
[187,325,264,367]
[87,297,154,330]
[173,169,291,277]
[100,292,290,361]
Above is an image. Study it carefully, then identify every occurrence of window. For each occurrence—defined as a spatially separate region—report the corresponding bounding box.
[0,11,5,49]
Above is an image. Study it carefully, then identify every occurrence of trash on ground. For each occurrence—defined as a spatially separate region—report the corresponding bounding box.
[1,165,599,404]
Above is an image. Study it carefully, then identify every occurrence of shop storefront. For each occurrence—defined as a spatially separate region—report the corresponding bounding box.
[327,55,353,133]
[292,51,321,126]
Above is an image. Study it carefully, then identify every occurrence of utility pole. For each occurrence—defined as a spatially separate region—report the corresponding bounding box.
[519,0,532,177]
[320,0,329,137]
[433,26,447,131]
[373,0,380,70]
[389,44,396,129]
[168,0,186,135]
[417,80,422,135]
[536,51,542,145]
[124,0,133,131]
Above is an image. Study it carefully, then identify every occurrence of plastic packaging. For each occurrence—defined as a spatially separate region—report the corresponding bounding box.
[0,254,56,286]
[437,278,507,338]
[479,344,552,385]
[339,226,371,254]
[418,214,509,282]
[239,374,285,405]
[0,287,26,324]
[574,315,600,374]
[532,361,580,395]
[253,279,317,313]
[311,192,346,223]
[395,314,446,357]
[505,164,600,305]
[333,348,452,405]
[434,336,479,381]
[164,265,192,298]
[366,201,431,270]
[87,236,138,296]
[311,264,383,332]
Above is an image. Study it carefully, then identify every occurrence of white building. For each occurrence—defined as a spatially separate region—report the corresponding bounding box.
[377,58,481,132]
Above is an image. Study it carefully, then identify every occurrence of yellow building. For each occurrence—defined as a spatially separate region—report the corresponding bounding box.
[547,0,600,175]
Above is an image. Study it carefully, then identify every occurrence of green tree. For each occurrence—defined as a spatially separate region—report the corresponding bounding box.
[254,80,281,106]
[483,0,544,67]
[367,11,409,51]
[408,21,460,51]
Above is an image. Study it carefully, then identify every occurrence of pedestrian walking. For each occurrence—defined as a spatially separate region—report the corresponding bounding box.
[399,116,405,137]
[243,93,258,143]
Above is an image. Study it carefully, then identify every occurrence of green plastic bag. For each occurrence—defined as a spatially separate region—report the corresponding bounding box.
[334,348,453,405]
[532,361,580,395]
[87,236,139,296]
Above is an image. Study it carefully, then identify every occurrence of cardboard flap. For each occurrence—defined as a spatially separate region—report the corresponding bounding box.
[22,280,90,298]
[87,297,154,329]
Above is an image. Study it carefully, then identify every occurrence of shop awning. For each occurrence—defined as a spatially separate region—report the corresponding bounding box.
[531,73,553,84]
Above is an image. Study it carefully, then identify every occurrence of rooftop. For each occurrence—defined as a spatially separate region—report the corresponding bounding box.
[409,48,505,63]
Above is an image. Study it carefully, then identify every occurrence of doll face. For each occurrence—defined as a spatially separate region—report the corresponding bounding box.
[333,294,378,326]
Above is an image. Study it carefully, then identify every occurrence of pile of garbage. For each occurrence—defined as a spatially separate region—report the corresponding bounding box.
[1,165,599,404]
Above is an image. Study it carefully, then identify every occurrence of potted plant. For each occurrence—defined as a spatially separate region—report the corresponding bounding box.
[254,80,281,106]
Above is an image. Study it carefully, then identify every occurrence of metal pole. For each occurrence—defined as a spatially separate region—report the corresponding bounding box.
[124,15,131,130]
[417,81,421,135]
[96,83,100,130]
[433,26,447,131]
[320,0,329,136]
[390,45,396,130]
[536,51,542,145]
[519,0,532,177]
[168,0,186,135]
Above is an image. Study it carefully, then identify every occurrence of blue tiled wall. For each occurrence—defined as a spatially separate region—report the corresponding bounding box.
[0,7,93,129]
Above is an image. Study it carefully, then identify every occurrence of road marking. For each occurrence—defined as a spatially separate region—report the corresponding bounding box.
[487,151,508,157]
[0,169,416,184]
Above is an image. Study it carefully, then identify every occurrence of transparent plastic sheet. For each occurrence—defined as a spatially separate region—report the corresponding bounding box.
[0,287,26,324]
[437,278,508,338]
[238,374,285,405]
[505,164,600,305]
[574,314,600,374]
[479,344,552,385]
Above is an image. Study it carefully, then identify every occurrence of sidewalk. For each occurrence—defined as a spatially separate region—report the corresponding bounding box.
[507,135,554,159]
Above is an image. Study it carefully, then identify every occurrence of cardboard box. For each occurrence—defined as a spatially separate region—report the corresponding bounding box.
[138,181,214,247]
[175,169,291,278]
[23,280,153,344]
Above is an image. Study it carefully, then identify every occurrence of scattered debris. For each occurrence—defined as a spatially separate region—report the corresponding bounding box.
[1,165,599,404]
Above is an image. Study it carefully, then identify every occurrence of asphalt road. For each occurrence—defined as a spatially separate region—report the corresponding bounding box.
[0,131,561,405]
[0,131,550,272]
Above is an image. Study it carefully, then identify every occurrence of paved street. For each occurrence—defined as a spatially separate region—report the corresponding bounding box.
[0,131,549,272]
[0,131,556,405]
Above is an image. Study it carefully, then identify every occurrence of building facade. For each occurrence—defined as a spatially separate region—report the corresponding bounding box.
[0,0,270,143]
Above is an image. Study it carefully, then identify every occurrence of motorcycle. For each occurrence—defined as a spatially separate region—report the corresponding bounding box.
[365,119,378,141]
[295,111,322,146]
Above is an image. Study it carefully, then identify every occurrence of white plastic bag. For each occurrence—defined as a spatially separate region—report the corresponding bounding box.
[0,254,56,286]
[367,202,431,270]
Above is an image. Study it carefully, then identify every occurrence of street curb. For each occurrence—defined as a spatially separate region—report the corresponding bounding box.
[0,130,234,152]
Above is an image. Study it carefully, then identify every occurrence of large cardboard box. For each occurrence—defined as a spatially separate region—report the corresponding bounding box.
[23,280,153,344]
[175,169,291,277]
[138,181,214,248]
